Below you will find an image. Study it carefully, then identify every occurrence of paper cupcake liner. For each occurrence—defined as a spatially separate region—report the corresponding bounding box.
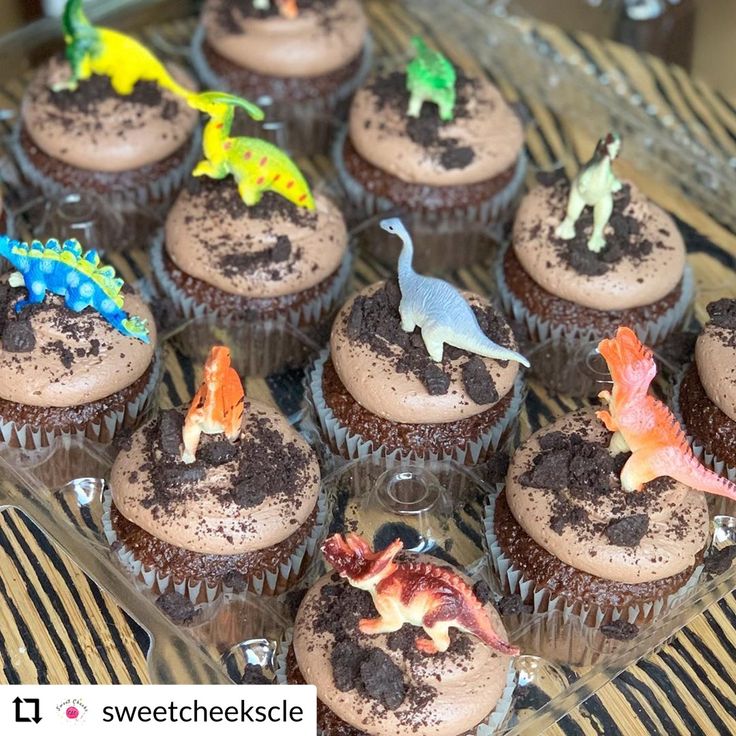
[190,26,374,157]
[151,234,353,376]
[483,485,704,628]
[275,630,517,735]
[102,486,329,602]
[306,348,525,466]
[333,125,527,271]
[0,348,163,452]
[495,245,695,396]
[9,124,202,246]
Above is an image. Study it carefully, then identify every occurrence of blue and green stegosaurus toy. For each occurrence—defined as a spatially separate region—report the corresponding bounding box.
[0,235,150,343]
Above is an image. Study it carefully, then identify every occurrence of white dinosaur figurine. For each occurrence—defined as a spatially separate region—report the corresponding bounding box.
[380,218,530,367]
[555,132,623,253]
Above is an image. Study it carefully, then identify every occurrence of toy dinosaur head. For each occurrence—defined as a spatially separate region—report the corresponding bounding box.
[187,91,265,121]
[322,533,402,588]
[597,326,656,398]
[594,132,621,162]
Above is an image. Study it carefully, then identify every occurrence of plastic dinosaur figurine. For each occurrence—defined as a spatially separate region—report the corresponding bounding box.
[0,234,149,343]
[596,326,736,499]
[186,91,315,210]
[322,533,519,656]
[555,133,623,253]
[380,218,529,367]
[55,0,195,97]
[181,345,245,464]
[252,0,299,18]
[406,36,457,121]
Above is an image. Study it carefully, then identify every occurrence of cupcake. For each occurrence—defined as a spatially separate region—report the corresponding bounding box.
[307,218,527,465]
[106,346,325,600]
[282,533,517,736]
[0,235,158,450]
[12,2,200,244]
[498,134,693,396]
[334,36,526,271]
[153,93,351,376]
[191,0,372,155]
[486,328,736,626]
[677,299,736,482]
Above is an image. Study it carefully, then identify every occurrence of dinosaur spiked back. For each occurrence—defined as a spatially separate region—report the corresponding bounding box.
[0,236,150,343]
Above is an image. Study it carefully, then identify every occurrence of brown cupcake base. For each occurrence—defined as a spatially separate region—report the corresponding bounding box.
[153,238,351,376]
[678,362,736,470]
[492,490,703,625]
[315,356,518,464]
[109,502,318,599]
[0,360,158,450]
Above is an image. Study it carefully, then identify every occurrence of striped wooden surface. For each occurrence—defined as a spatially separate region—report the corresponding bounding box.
[1,1,736,734]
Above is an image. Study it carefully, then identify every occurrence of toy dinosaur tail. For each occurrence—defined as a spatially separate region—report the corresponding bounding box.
[657,445,736,501]
[185,91,265,121]
[597,326,656,401]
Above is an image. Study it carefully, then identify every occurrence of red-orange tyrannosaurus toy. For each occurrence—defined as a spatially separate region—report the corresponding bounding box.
[181,346,245,464]
[321,533,519,656]
[597,326,736,498]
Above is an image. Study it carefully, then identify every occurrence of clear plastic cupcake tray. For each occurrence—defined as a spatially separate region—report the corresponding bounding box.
[0,2,735,736]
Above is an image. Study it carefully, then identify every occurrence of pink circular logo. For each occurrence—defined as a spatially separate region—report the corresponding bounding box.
[65,706,79,720]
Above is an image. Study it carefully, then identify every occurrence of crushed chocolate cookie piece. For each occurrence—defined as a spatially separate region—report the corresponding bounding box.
[240,663,271,685]
[440,145,475,170]
[605,513,649,547]
[346,302,363,340]
[283,587,308,620]
[423,362,450,395]
[360,649,406,710]
[496,594,525,615]
[163,462,205,485]
[199,440,238,467]
[222,570,248,594]
[2,320,35,353]
[703,546,736,576]
[484,452,510,485]
[230,479,268,509]
[471,580,492,604]
[331,639,365,692]
[462,356,498,405]
[50,75,165,114]
[373,522,421,553]
[159,409,183,457]
[599,619,639,641]
[155,591,198,625]
[384,278,402,310]
[550,504,589,535]
[707,298,736,331]
[272,235,292,262]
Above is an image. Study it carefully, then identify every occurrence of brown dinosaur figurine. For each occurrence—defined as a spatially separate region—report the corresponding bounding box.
[321,533,519,656]
[597,326,736,498]
[181,345,245,464]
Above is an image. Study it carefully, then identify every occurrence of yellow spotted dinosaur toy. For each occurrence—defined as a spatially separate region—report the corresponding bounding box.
[186,91,315,210]
[56,0,194,97]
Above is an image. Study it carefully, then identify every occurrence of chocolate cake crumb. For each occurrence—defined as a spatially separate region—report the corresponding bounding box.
[222,570,248,593]
[423,363,451,395]
[605,513,649,547]
[703,545,736,576]
[240,663,271,685]
[331,639,365,691]
[707,298,736,331]
[462,356,498,404]
[155,591,198,625]
[2,320,35,353]
[199,440,238,467]
[360,649,405,710]
[496,594,525,615]
[472,580,492,604]
[159,409,183,457]
[599,619,639,641]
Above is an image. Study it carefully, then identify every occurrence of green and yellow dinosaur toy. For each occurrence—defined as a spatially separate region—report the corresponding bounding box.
[406,36,457,122]
[186,91,315,210]
[56,0,194,97]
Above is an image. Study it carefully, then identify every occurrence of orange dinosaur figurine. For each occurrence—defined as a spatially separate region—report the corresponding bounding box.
[181,346,245,464]
[597,326,736,498]
[321,533,519,656]
[279,0,298,18]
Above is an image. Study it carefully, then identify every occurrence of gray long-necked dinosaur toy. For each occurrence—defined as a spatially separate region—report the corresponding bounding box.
[380,218,530,368]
